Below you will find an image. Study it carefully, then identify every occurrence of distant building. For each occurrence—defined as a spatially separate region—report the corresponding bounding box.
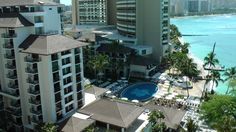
[187,0,212,14]
[170,0,187,16]
[72,0,117,25]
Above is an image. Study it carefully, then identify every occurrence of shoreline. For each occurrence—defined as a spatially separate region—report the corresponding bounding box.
[171,13,236,19]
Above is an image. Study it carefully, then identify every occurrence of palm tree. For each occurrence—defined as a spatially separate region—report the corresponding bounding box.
[148,110,158,126]
[87,54,109,80]
[39,123,57,132]
[206,71,223,94]
[224,67,236,94]
[181,42,190,54]
[185,118,198,132]
[203,52,219,73]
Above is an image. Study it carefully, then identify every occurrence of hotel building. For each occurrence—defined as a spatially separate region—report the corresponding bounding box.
[0,0,86,131]
[72,0,117,25]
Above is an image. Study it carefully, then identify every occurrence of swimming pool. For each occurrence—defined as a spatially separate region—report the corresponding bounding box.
[120,82,158,102]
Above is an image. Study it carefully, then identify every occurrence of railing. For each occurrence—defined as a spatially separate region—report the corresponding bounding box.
[1,33,17,38]
[4,54,15,59]
[30,108,42,115]
[6,73,17,80]
[24,56,41,63]
[8,83,18,89]
[28,88,40,95]
[27,78,39,85]
[25,67,38,74]
[5,63,16,69]
[29,98,41,105]
[3,43,14,49]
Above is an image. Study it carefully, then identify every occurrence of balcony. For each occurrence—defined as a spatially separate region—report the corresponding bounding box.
[8,83,18,89]
[30,108,42,115]
[27,78,39,85]
[3,43,14,49]
[5,63,16,69]
[4,53,15,60]
[5,107,21,117]
[10,102,21,108]
[28,88,40,95]
[0,90,20,100]
[1,33,17,38]
[25,67,38,74]
[6,73,17,80]
[31,116,43,124]
[24,56,41,63]
[29,98,41,105]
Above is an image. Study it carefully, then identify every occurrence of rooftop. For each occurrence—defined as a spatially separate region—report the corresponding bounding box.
[130,55,157,66]
[0,13,34,28]
[97,44,134,54]
[85,86,108,97]
[0,0,58,7]
[59,113,95,132]
[19,34,88,55]
[79,99,145,128]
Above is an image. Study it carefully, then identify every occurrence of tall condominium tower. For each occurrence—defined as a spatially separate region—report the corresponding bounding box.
[116,0,170,61]
[0,0,86,131]
[72,0,117,25]
[187,0,212,13]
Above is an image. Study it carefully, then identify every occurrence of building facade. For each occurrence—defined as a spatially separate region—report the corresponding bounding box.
[0,1,86,131]
[72,0,117,25]
[187,0,212,14]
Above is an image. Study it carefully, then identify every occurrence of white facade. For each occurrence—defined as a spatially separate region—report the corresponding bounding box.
[0,3,85,132]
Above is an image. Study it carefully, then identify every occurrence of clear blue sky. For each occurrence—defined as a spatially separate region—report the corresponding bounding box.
[61,0,71,5]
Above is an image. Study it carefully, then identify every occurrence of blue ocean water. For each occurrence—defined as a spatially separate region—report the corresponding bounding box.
[171,15,236,94]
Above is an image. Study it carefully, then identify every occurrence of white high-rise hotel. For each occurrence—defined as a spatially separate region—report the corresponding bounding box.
[0,0,86,131]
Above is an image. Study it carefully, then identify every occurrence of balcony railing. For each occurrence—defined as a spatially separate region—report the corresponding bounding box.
[29,98,41,105]
[4,53,15,59]
[30,108,42,115]
[31,117,43,124]
[8,83,18,89]
[24,56,41,63]
[5,63,16,69]
[1,33,17,38]
[6,73,17,80]
[27,78,39,85]
[3,43,14,49]
[5,107,21,117]
[10,102,21,108]
[25,67,38,74]
[28,88,40,95]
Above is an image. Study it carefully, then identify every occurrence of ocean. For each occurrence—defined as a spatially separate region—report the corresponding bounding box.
[171,15,236,94]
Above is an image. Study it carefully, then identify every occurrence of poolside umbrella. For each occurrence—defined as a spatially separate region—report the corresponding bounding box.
[111,95,116,99]
[106,91,111,94]
[172,92,179,96]
[132,100,139,103]
[121,97,128,100]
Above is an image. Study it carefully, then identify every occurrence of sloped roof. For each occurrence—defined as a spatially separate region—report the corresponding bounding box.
[85,86,108,97]
[19,34,88,55]
[0,0,58,7]
[0,13,34,28]
[97,44,134,54]
[79,99,144,128]
[59,116,95,132]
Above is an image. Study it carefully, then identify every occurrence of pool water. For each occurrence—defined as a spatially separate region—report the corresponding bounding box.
[120,82,158,102]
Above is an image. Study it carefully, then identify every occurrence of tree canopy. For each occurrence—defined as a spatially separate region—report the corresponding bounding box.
[200,95,236,131]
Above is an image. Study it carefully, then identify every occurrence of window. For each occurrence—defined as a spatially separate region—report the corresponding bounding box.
[65,104,73,113]
[75,55,80,64]
[52,61,59,72]
[64,86,72,94]
[77,92,82,100]
[63,76,72,85]
[62,57,70,65]
[77,83,82,92]
[142,50,146,55]
[75,64,81,73]
[65,95,73,104]
[62,67,71,75]
[53,72,60,82]
[76,74,81,83]
[61,50,71,56]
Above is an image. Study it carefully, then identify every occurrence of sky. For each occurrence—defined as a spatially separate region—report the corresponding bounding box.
[61,0,71,5]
